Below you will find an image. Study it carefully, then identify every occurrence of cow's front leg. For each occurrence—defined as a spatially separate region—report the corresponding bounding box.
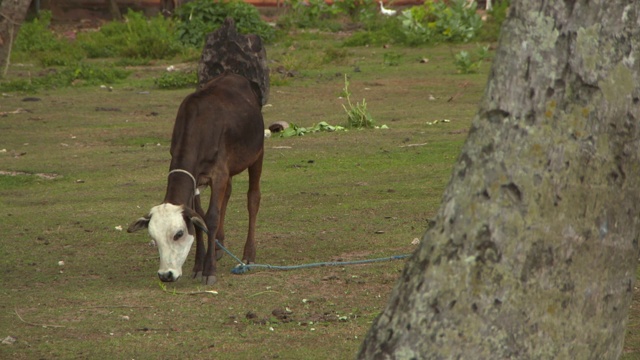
[202,177,228,285]
[192,228,206,280]
[202,232,218,286]
[192,195,206,279]
[215,179,232,261]
[202,209,220,286]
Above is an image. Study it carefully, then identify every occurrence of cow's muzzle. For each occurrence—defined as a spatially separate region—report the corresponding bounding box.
[158,270,180,282]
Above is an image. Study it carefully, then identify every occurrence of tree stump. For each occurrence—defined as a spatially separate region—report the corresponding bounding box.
[197,18,270,106]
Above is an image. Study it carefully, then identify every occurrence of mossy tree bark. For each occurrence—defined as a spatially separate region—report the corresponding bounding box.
[0,0,32,78]
[359,1,640,359]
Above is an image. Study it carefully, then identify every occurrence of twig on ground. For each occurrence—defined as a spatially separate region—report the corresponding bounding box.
[447,81,471,102]
[14,308,66,328]
[248,290,280,298]
[80,305,155,311]
[0,108,28,116]
[399,143,428,148]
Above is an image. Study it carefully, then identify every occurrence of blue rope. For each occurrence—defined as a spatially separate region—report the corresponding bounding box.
[214,240,411,275]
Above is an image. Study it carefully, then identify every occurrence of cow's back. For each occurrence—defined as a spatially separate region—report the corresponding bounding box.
[170,72,264,176]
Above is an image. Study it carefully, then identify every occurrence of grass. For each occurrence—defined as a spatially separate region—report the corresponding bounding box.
[1,31,639,359]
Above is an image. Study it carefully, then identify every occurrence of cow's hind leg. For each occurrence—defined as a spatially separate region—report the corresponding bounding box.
[191,194,207,279]
[215,179,232,261]
[243,153,263,264]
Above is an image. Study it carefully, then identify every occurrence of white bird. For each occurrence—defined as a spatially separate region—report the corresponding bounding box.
[379,1,397,16]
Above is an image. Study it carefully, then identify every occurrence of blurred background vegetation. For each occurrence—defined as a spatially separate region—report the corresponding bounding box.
[2,0,510,93]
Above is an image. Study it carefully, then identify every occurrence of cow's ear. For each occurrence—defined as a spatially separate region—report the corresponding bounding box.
[182,207,208,235]
[127,215,151,233]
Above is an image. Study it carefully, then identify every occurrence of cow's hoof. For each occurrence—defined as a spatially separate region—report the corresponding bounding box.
[192,271,202,280]
[202,275,217,286]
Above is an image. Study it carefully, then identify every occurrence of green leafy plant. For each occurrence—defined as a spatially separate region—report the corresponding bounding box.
[341,74,374,129]
[278,121,346,137]
[76,31,119,58]
[453,50,476,73]
[383,51,402,66]
[154,71,198,89]
[174,0,275,47]
[398,0,482,44]
[76,10,183,60]
[13,11,61,53]
[122,11,184,59]
[37,48,85,67]
[66,63,131,85]
[13,11,85,65]
[453,45,490,74]
[278,0,342,31]
[342,23,397,46]
[333,0,376,22]
[343,0,483,47]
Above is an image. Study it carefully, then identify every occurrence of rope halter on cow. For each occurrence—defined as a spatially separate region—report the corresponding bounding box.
[168,169,200,196]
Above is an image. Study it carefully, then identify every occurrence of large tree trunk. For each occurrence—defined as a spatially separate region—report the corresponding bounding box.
[0,0,32,78]
[359,1,640,359]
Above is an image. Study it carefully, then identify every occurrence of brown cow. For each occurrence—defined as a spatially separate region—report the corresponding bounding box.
[128,71,264,286]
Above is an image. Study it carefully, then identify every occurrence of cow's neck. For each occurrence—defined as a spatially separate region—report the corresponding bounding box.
[163,170,197,207]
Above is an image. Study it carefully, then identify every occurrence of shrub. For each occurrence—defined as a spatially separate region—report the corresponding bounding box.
[397,0,483,44]
[36,49,84,67]
[154,71,198,89]
[278,0,341,31]
[13,11,85,65]
[14,11,59,53]
[77,10,183,60]
[76,31,119,58]
[343,0,482,47]
[174,0,276,47]
[333,0,377,22]
[121,11,184,59]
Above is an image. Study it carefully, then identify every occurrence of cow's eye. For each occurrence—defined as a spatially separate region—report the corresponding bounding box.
[173,230,184,241]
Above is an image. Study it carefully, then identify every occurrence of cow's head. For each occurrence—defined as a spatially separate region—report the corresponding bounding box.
[128,203,207,282]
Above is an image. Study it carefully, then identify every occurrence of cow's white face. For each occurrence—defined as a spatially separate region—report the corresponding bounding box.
[148,204,194,282]
[128,203,205,282]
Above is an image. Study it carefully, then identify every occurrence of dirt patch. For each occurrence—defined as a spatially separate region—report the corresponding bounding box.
[0,170,62,180]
